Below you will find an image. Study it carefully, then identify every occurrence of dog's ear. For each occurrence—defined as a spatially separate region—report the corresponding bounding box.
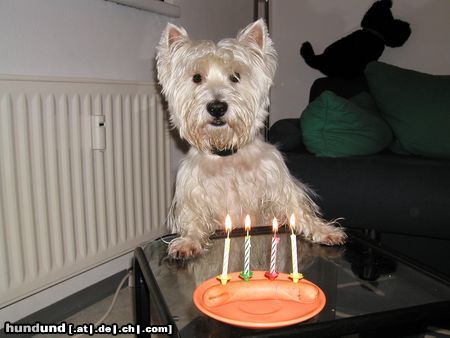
[156,23,189,92]
[160,23,189,49]
[380,0,393,9]
[237,19,277,83]
[238,19,269,50]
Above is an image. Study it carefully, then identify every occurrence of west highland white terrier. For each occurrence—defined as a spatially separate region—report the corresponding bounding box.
[156,19,346,258]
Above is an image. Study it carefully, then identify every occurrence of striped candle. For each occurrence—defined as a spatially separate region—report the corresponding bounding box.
[269,234,279,275]
[269,218,279,275]
[239,215,253,281]
[244,215,251,275]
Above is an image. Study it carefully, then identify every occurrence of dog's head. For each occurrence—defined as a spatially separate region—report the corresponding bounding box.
[156,20,277,154]
[361,0,411,47]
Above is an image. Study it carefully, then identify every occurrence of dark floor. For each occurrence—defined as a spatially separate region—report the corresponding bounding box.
[33,287,134,338]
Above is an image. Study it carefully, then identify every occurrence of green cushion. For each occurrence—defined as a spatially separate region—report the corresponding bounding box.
[300,90,393,157]
[365,62,450,159]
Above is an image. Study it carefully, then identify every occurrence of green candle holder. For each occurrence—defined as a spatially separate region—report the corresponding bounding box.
[239,270,253,282]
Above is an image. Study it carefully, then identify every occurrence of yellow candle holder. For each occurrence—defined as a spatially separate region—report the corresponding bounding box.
[289,272,304,283]
[216,274,231,285]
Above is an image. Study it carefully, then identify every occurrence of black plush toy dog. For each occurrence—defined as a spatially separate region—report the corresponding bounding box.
[300,0,411,78]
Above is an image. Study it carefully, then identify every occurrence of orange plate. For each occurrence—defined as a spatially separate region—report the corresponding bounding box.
[193,271,326,329]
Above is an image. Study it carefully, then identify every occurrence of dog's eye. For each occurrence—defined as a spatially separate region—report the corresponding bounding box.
[229,72,240,83]
[192,73,202,84]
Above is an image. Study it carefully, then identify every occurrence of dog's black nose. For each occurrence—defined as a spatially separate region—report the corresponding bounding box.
[207,100,228,117]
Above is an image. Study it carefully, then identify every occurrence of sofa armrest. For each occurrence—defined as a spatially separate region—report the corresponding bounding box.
[268,118,306,152]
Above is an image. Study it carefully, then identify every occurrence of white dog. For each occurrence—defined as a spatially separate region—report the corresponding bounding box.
[156,19,346,258]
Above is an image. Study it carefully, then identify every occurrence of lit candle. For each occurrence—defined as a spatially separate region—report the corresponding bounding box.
[239,215,253,281]
[265,217,280,280]
[217,214,232,285]
[289,213,303,283]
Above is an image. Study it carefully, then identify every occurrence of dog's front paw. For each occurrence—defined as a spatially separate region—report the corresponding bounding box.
[168,237,203,259]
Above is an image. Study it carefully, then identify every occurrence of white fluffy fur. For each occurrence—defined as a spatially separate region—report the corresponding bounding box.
[156,20,346,258]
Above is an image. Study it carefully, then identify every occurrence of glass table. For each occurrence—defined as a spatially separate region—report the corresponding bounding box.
[133,228,450,337]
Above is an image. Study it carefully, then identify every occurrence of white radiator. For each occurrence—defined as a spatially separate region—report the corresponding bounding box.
[0,76,171,307]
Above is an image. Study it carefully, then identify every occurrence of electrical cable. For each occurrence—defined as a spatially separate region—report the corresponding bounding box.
[160,236,177,245]
[73,270,131,338]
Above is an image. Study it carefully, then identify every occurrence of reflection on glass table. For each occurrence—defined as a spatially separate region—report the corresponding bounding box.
[134,228,450,337]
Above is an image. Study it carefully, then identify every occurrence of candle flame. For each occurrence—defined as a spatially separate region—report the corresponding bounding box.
[272,217,278,232]
[225,214,232,232]
[245,214,251,231]
[290,213,296,228]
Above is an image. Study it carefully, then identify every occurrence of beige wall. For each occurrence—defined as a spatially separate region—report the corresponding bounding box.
[173,0,254,41]
[270,0,450,125]
[0,0,169,80]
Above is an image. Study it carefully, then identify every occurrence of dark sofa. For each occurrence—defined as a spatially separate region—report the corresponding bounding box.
[269,77,450,278]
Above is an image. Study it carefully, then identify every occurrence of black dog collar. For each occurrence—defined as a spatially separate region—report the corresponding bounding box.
[211,147,237,157]
[363,28,385,42]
